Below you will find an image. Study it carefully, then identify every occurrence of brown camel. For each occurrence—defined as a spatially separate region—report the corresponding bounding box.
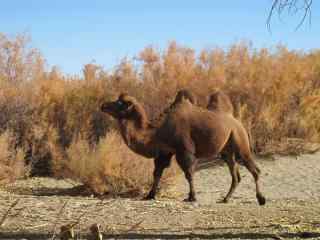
[101,92,266,205]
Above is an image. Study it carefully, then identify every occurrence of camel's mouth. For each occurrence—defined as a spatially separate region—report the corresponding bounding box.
[101,102,118,117]
[101,100,131,119]
[101,97,135,120]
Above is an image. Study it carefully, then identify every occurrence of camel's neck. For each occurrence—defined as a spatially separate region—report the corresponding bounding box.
[118,117,157,158]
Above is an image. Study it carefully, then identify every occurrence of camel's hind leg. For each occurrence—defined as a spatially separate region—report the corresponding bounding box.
[238,151,266,205]
[232,131,266,205]
[221,149,241,203]
[235,151,242,183]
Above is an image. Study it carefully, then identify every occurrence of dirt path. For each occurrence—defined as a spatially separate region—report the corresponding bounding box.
[0,153,320,239]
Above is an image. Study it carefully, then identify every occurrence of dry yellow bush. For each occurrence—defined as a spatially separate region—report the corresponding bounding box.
[65,130,179,195]
[300,90,320,141]
[0,131,27,183]
[0,32,320,189]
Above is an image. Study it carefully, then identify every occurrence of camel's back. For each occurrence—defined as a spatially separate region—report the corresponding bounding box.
[207,91,234,115]
[157,101,235,157]
[170,101,233,129]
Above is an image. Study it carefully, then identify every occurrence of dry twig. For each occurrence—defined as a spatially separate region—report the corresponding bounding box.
[0,199,19,227]
[51,200,69,240]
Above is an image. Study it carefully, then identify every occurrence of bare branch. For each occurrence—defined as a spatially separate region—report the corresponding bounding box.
[295,0,313,30]
[267,0,281,32]
[267,0,313,31]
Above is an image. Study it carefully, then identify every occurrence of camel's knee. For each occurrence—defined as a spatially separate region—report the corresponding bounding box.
[222,152,239,178]
[176,151,196,168]
[231,177,239,188]
[239,152,260,175]
[176,152,196,177]
[184,168,195,181]
[249,162,261,181]
[230,163,241,184]
[153,154,172,178]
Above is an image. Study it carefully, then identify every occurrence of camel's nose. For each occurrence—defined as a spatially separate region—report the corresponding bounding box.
[100,102,112,112]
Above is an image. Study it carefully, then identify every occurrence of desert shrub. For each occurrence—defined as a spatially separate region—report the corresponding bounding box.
[64,130,179,195]
[300,90,320,141]
[0,131,28,183]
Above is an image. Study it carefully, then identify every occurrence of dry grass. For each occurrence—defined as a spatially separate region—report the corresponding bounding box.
[300,90,320,141]
[0,131,28,183]
[0,33,320,193]
[65,130,180,195]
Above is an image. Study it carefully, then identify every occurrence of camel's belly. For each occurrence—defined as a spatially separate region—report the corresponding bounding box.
[128,143,155,159]
[192,128,231,158]
[195,144,221,158]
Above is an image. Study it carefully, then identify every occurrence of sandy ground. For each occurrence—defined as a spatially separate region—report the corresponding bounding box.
[0,152,320,239]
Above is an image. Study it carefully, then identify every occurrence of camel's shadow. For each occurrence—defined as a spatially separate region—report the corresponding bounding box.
[3,179,142,199]
[3,156,232,200]
[31,185,142,199]
[3,157,225,200]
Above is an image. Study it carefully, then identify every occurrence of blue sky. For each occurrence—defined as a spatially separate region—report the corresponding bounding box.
[1,0,319,74]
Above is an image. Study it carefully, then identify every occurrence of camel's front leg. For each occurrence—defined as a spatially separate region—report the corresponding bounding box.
[176,151,198,202]
[144,153,172,200]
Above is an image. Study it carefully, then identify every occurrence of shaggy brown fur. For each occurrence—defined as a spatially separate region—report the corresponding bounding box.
[101,91,266,205]
[207,90,234,115]
[172,89,197,105]
[150,89,197,128]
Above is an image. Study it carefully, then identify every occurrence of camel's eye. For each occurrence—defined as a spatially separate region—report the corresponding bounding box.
[116,100,124,106]
[117,100,129,109]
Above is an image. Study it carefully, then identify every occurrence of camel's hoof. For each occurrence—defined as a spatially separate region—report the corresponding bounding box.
[257,194,266,206]
[60,224,75,240]
[183,197,196,202]
[217,198,229,204]
[142,195,155,201]
[90,223,103,240]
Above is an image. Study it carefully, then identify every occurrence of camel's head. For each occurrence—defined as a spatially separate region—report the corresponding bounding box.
[101,93,143,120]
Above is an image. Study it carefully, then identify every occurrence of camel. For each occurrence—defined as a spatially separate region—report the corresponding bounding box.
[101,91,266,205]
